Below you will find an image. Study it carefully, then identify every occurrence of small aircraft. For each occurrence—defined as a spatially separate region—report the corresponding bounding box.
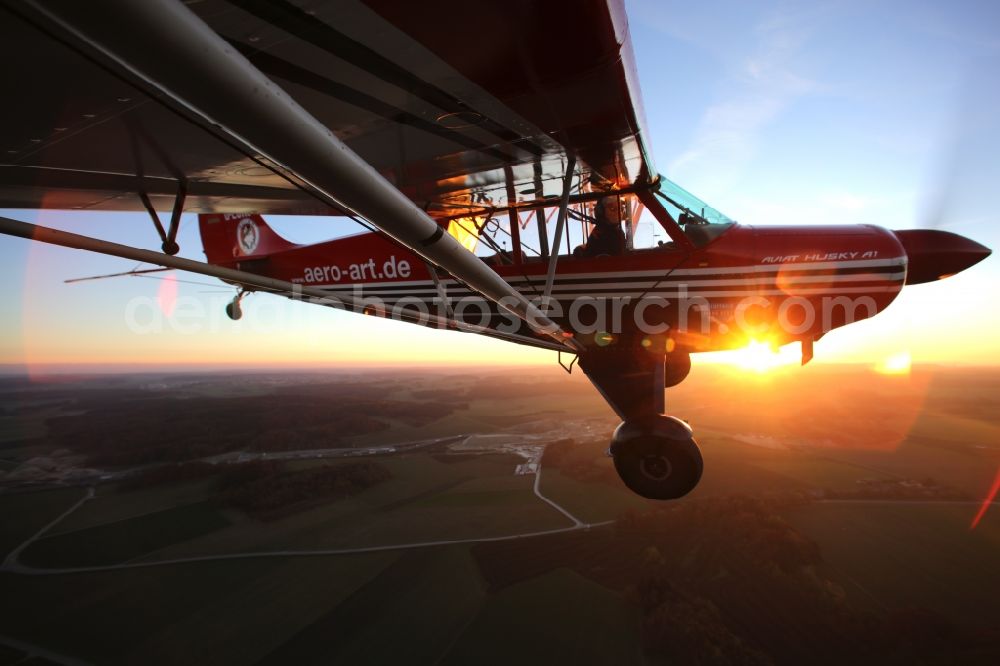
[0,0,990,499]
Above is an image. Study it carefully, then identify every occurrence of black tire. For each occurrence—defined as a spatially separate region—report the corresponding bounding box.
[611,418,703,499]
[225,301,242,321]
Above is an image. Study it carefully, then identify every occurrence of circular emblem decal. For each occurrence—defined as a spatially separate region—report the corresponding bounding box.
[236,218,259,254]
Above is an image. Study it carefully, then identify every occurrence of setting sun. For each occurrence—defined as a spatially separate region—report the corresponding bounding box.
[706,340,801,374]
[875,351,912,375]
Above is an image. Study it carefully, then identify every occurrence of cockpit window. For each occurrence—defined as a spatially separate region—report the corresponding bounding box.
[657,177,733,226]
[446,217,480,253]
[656,176,735,248]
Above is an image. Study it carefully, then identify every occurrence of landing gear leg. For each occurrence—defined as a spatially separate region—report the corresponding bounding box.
[579,347,702,499]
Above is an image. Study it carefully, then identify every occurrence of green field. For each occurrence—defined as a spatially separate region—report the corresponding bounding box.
[785,501,1000,625]
[54,479,220,533]
[442,568,642,666]
[121,554,400,665]
[346,383,612,447]
[259,547,486,665]
[21,452,570,566]
[537,468,648,523]
[21,501,232,568]
[0,553,399,664]
[0,487,84,560]
[3,367,1000,664]
[0,541,647,666]
[190,453,563,556]
[0,414,49,444]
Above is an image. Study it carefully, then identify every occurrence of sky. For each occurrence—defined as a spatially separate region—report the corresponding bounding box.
[1,0,998,372]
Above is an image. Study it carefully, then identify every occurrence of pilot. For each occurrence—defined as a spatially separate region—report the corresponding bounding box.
[575,196,626,258]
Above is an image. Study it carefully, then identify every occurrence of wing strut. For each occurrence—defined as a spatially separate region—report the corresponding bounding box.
[20,0,581,352]
[423,261,454,318]
[542,156,577,302]
[137,182,185,256]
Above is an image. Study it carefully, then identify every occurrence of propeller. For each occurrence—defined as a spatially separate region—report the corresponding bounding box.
[894,60,994,284]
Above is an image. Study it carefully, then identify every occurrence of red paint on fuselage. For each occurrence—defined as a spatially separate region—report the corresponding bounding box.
[199,214,908,352]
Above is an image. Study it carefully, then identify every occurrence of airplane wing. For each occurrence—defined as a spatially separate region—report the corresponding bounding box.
[0,0,655,219]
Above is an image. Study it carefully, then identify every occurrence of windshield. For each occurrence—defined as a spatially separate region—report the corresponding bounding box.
[656,177,734,226]
[651,176,735,248]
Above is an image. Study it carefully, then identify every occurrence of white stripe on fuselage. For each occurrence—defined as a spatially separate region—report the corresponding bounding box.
[314,273,906,303]
[317,271,906,297]
[305,257,906,291]
[330,287,904,306]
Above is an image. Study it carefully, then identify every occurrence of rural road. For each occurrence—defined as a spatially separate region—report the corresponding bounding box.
[2,461,607,576]
[2,485,95,571]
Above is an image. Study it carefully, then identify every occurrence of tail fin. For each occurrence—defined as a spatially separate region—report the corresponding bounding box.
[198,213,299,264]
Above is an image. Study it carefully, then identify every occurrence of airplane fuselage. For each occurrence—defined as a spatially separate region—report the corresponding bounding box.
[200,215,929,356]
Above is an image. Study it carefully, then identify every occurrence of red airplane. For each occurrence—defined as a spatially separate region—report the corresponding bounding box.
[0,0,990,499]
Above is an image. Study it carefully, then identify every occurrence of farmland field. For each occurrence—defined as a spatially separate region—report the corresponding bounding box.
[0,487,84,559]
[21,501,232,568]
[2,366,1000,664]
[54,478,219,533]
[442,568,642,666]
[785,501,1000,624]
[259,547,486,665]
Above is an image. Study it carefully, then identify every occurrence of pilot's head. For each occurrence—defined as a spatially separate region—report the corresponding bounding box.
[596,197,622,225]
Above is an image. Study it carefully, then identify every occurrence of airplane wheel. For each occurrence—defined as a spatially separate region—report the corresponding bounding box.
[225,301,242,321]
[161,240,180,256]
[610,416,702,500]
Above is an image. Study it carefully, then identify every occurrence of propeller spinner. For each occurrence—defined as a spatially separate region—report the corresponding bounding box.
[893,229,992,284]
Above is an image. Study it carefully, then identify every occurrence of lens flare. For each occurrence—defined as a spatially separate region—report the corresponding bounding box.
[157,273,178,317]
[875,350,911,375]
[971,465,1000,530]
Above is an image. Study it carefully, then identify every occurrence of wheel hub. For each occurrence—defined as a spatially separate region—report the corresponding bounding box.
[639,454,672,481]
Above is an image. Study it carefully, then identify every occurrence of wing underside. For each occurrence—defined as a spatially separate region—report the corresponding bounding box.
[0,0,656,218]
